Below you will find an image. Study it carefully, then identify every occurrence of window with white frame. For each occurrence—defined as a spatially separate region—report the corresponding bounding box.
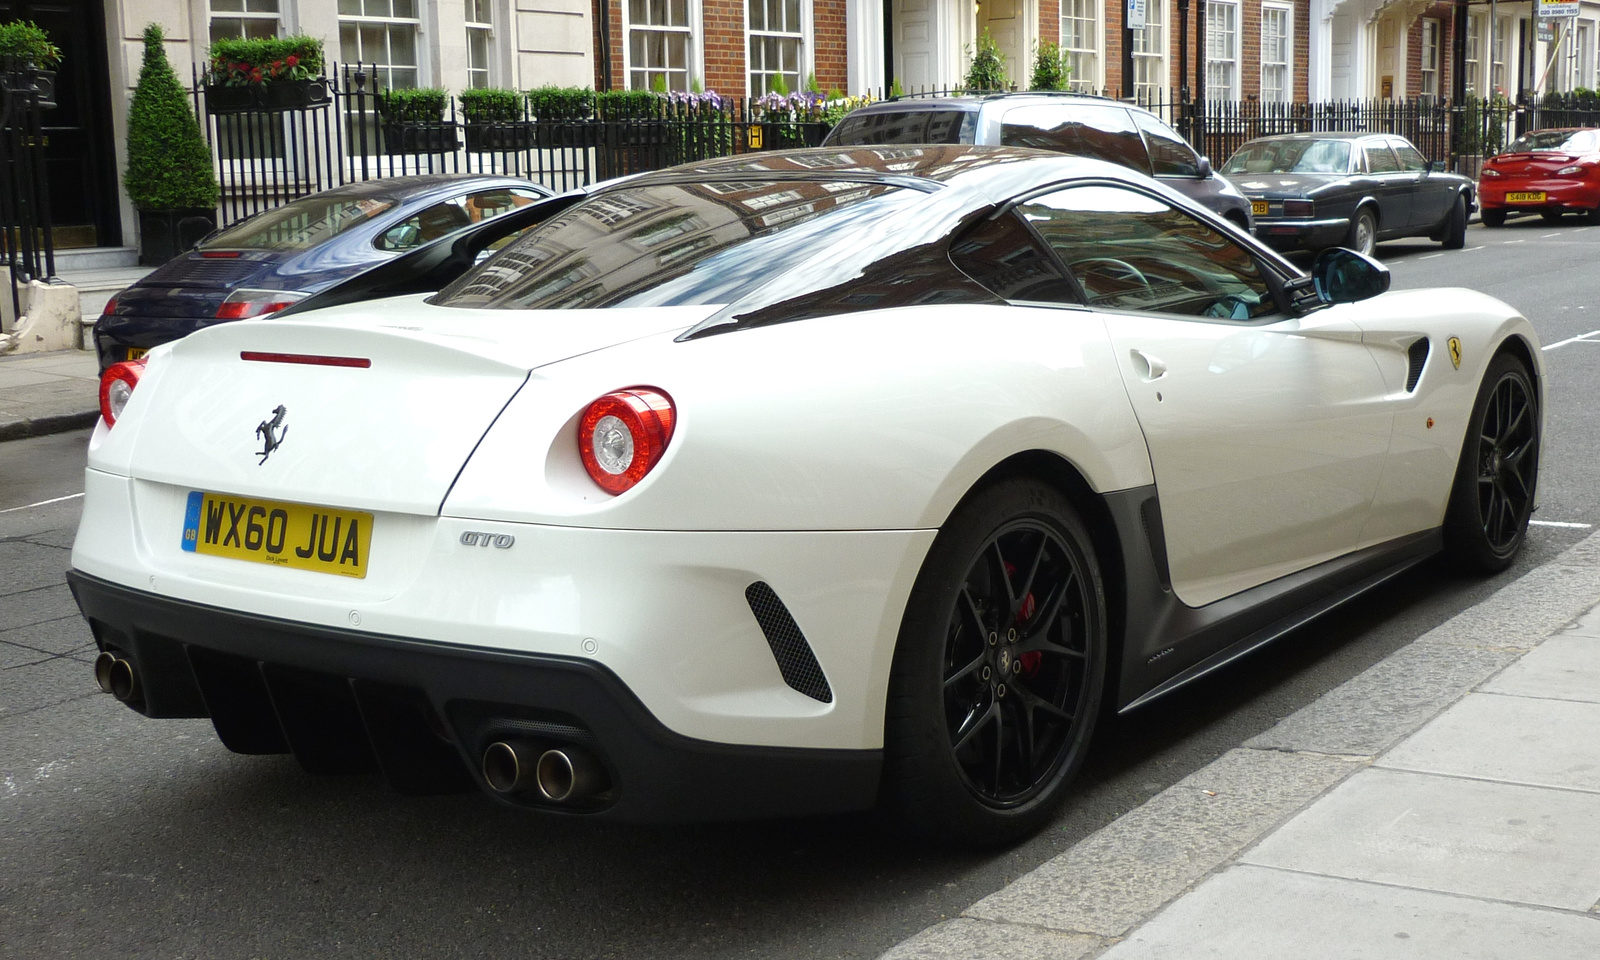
[1206,0,1240,100]
[1465,13,1482,95]
[1420,19,1440,98]
[1061,0,1100,94]
[628,0,694,92]
[1557,19,1592,92]
[1260,3,1292,102]
[749,0,807,95]
[1580,21,1595,91]
[210,0,280,42]
[1132,0,1166,102]
[338,0,422,90]
[466,0,494,89]
[1491,15,1509,93]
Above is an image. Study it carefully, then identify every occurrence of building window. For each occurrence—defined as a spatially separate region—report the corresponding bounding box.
[210,0,280,43]
[1579,21,1595,91]
[339,0,422,90]
[627,0,694,92]
[1490,16,1509,93]
[1132,0,1166,102]
[1260,3,1292,103]
[466,0,494,89]
[748,0,807,95]
[1061,0,1100,93]
[1465,14,1481,95]
[1420,19,1440,98]
[1206,0,1239,100]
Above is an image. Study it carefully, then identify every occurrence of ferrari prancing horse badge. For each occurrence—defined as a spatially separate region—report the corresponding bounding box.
[1448,337,1462,370]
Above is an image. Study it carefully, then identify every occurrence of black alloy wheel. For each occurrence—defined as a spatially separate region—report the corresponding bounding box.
[884,479,1106,845]
[1444,352,1540,572]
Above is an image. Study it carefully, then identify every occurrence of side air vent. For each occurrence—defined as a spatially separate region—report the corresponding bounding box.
[745,582,833,703]
[1406,338,1430,392]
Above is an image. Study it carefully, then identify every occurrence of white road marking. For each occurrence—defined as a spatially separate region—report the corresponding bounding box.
[1541,233,1562,238]
[1419,252,1445,259]
[1531,520,1594,529]
[1503,239,1527,244]
[1542,330,1600,351]
[0,492,84,514]
[1463,245,1485,251]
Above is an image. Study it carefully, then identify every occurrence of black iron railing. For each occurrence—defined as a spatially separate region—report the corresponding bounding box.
[0,59,55,328]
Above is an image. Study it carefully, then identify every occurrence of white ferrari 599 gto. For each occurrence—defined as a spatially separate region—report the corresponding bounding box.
[71,146,1541,845]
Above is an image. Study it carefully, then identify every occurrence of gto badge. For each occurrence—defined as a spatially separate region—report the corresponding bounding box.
[460,531,515,549]
[255,405,288,464]
[1448,337,1463,370]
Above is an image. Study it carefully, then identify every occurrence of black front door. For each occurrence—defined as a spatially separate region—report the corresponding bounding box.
[0,0,120,248]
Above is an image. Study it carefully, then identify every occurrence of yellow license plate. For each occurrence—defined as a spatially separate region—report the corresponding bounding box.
[181,491,372,578]
[126,347,147,361]
[1506,191,1546,203]
[1251,200,1269,216]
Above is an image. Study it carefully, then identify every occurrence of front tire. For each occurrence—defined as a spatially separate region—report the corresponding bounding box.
[1346,208,1377,256]
[883,479,1107,846]
[1443,352,1540,572]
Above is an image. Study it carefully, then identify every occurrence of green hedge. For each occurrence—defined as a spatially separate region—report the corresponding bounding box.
[596,89,661,120]
[527,85,594,120]
[125,24,217,210]
[209,34,322,84]
[378,87,449,122]
[459,87,524,122]
[0,20,62,69]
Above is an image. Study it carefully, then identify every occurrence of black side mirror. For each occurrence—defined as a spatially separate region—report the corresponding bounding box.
[1429,160,1447,174]
[1311,247,1391,304]
[1197,155,1213,179]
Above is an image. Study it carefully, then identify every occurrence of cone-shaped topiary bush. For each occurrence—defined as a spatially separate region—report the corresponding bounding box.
[124,23,217,210]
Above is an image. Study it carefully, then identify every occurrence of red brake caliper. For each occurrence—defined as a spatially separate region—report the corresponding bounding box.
[1006,561,1044,678]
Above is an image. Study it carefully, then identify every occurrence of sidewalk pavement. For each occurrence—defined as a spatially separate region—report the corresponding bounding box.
[0,347,100,442]
[884,530,1600,960]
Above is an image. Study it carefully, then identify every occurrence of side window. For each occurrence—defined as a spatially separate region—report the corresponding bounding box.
[828,110,975,146]
[1391,140,1429,171]
[1365,142,1402,174]
[949,212,1080,304]
[376,188,546,251]
[1017,185,1276,320]
[1132,111,1201,177]
[999,104,1152,175]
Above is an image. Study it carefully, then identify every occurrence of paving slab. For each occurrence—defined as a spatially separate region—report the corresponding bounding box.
[1242,766,1600,910]
[1482,633,1600,702]
[965,749,1362,937]
[878,918,1106,960]
[1102,865,1600,960]
[0,615,97,657]
[1377,691,1600,791]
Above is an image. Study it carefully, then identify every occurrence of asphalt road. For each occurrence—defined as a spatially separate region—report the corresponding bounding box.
[2,220,1597,959]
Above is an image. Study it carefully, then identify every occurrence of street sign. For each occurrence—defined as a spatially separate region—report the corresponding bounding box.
[1538,0,1578,18]
[1128,0,1147,30]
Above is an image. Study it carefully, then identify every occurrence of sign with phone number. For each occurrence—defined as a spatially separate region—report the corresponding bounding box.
[1538,0,1578,19]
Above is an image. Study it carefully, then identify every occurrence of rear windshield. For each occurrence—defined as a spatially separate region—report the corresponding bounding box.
[201,194,397,251]
[1505,130,1599,153]
[1223,139,1352,175]
[827,110,976,146]
[432,179,937,312]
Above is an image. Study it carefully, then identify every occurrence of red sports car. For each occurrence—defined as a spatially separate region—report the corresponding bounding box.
[1479,127,1600,226]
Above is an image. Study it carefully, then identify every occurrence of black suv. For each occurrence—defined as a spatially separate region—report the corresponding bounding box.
[824,93,1253,229]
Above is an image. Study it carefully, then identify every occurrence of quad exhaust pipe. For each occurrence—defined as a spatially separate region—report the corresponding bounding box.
[482,739,608,802]
[93,652,140,703]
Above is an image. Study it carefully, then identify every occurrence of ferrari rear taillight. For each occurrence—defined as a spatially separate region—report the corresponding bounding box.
[215,289,307,320]
[99,359,146,428]
[578,387,676,494]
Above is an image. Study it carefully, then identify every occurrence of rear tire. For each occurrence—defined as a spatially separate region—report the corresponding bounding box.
[883,479,1107,846]
[1585,204,1600,226]
[1345,208,1377,256]
[1482,208,1506,228]
[1442,196,1467,249]
[1443,352,1540,573]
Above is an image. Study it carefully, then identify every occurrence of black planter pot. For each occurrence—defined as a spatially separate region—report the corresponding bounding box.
[535,120,602,149]
[464,122,535,152]
[258,78,331,111]
[381,121,461,155]
[203,84,255,115]
[138,208,217,267]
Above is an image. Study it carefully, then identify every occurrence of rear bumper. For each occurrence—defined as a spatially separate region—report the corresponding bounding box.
[67,570,882,822]
[1252,217,1350,251]
[1479,180,1600,212]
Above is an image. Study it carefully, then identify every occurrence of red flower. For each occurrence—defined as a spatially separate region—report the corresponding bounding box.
[286,55,299,67]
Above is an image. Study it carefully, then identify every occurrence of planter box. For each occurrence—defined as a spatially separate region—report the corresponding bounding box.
[381,121,461,155]
[464,122,535,153]
[204,79,331,115]
[138,208,217,267]
[535,121,602,149]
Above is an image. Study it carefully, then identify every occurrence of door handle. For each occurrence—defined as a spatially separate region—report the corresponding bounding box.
[1130,348,1167,381]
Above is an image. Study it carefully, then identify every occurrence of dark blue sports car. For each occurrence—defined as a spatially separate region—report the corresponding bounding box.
[95,175,558,372]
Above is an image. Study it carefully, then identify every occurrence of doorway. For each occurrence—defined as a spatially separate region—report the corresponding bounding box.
[0,0,121,248]
[978,0,1029,90]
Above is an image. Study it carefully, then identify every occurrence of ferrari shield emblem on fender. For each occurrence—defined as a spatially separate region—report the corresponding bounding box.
[1448,337,1463,370]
